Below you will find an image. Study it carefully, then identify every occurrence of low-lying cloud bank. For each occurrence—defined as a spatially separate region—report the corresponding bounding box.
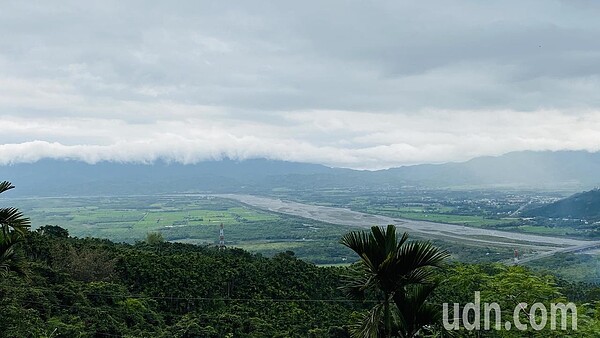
[2,109,599,169]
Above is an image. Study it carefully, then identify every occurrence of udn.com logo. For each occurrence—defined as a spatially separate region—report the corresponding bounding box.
[443,292,577,331]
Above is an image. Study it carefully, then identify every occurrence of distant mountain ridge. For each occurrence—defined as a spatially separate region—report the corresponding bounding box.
[0,158,335,196]
[377,151,600,188]
[1,151,599,196]
[523,189,600,221]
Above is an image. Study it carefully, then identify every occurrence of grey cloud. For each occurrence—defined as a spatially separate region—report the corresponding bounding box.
[1,1,600,168]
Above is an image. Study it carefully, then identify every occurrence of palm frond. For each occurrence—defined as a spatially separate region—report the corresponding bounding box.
[371,225,396,256]
[341,230,380,271]
[349,303,385,338]
[0,181,15,195]
[0,232,28,278]
[393,284,441,338]
[0,181,30,279]
[396,231,409,249]
[0,207,31,236]
[340,263,379,299]
[340,230,370,255]
[394,241,449,281]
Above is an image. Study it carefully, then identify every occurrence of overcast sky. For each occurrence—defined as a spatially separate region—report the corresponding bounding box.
[1,1,600,169]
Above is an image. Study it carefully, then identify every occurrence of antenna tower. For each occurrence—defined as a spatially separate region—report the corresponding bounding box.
[219,223,225,249]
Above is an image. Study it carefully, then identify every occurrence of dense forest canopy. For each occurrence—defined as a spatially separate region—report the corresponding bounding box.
[1,226,599,337]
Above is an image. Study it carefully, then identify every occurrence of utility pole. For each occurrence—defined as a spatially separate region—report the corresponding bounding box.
[219,223,225,249]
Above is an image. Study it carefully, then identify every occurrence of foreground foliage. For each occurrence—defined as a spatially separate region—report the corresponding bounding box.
[0,181,31,277]
[3,228,359,337]
[341,225,448,338]
[2,225,600,336]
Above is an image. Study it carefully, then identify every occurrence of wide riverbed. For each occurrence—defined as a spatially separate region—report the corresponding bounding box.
[217,194,592,252]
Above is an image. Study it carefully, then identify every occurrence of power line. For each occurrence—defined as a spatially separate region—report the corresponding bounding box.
[18,299,125,338]
[3,285,376,304]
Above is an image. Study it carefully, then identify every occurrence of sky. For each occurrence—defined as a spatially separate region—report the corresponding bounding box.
[1,1,600,169]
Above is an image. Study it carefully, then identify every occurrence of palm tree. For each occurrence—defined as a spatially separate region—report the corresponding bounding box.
[0,232,28,277]
[0,181,31,277]
[340,224,448,338]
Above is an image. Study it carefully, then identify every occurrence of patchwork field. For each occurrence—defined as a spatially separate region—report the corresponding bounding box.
[7,193,593,270]
[9,195,357,264]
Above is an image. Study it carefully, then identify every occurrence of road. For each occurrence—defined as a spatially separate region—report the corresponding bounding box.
[216,194,600,263]
[509,198,533,217]
[509,241,600,265]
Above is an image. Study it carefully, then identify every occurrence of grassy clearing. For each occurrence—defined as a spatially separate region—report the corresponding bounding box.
[364,207,513,227]
[316,262,352,267]
[235,241,307,251]
[517,225,571,236]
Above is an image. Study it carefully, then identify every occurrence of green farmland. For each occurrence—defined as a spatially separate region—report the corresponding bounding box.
[6,194,561,266]
[359,206,516,227]
[16,196,275,240]
[10,195,356,264]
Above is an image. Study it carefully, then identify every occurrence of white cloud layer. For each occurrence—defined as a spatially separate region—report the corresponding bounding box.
[1,1,600,169]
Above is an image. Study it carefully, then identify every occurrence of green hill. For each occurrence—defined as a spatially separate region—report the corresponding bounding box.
[523,188,600,221]
[5,228,357,337]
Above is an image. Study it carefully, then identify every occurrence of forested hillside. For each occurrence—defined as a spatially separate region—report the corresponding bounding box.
[523,188,600,221]
[3,228,357,337]
[3,227,600,337]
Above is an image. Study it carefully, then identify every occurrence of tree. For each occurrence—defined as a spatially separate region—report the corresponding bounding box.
[146,232,165,245]
[52,244,117,282]
[37,225,69,238]
[0,181,31,277]
[340,225,448,338]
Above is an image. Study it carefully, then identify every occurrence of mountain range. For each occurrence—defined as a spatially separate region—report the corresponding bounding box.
[1,150,599,196]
